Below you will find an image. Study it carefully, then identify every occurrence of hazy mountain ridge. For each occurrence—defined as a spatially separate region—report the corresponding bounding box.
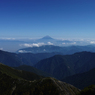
[18,52,60,66]
[62,68,95,89]
[0,50,23,67]
[0,50,58,67]
[17,45,95,54]
[1,49,95,80]
[1,45,95,67]
[34,51,95,79]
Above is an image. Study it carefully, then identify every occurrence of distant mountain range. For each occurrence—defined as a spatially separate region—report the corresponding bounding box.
[17,45,95,54]
[0,50,58,67]
[1,49,95,81]
[36,36,55,42]
[0,36,94,52]
[34,51,95,79]
[0,50,23,67]
[18,52,59,66]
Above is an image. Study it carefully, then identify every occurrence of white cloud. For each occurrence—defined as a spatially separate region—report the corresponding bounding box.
[62,43,66,44]
[47,42,53,45]
[62,42,76,45]
[0,48,3,50]
[18,50,32,53]
[20,42,54,47]
[20,43,45,47]
[0,38,16,40]
[43,49,46,51]
[71,42,76,44]
[18,50,25,53]
[90,41,95,44]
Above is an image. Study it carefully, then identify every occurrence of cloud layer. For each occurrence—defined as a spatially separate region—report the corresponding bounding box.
[0,48,3,50]
[20,42,54,47]
[90,41,95,44]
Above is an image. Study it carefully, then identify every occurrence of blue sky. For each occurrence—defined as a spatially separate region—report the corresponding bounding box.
[0,0,95,39]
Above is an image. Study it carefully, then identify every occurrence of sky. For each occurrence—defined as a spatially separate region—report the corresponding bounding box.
[0,0,95,39]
